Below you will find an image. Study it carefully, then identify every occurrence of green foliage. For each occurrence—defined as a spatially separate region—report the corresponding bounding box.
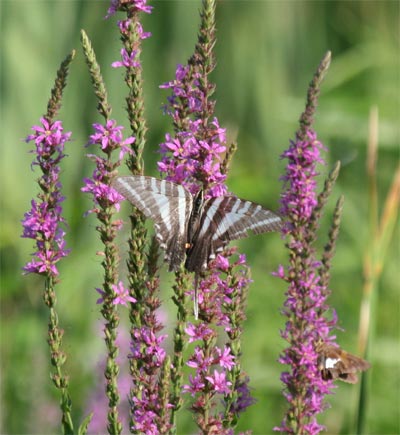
[1,1,398,434]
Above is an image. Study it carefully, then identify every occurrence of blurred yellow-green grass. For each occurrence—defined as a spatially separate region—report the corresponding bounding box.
[1,1,398,434]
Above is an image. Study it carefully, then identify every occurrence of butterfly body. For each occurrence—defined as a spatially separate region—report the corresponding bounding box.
[318,343,371,384]
[113,175,282,273]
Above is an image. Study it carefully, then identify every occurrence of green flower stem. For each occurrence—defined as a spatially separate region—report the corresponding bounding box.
[81,29,123,434]
[45,276,74,435]
[121,17,147,174]
[297,51,331,142]
[223,267,250,428]
[80,30,112,120]
[320,195,344,288]
[169,269,190,432]
[99,210,122,435]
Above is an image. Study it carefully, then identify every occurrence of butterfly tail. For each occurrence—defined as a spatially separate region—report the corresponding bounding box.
[194,273,199,319]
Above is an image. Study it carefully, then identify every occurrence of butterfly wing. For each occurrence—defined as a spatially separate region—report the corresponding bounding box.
[185,195,281,272]
[113,176,193,271]
[318,344,371,384]
[335,352,371,383]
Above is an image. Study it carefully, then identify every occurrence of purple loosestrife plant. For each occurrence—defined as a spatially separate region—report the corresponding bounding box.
[274,52,343,434]
[104,2,174,434]
[159,1,257,432]
[82,119,135,435]
[81,24,138,433]
[21,52,80,435]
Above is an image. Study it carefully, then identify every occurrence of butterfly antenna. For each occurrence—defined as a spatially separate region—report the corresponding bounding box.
[194,273,199,319]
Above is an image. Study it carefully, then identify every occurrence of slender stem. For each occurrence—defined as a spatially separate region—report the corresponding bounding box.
[169,270,190,431]
[45,277,74,435]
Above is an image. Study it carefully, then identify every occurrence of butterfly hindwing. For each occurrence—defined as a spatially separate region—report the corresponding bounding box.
[113,176,193,271]
[184,195,282,272]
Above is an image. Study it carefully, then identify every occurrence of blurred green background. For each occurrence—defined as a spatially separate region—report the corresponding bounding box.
[1,1,398,434]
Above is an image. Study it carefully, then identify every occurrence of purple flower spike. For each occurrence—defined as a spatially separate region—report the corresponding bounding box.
[158,64,228,197]
[280,130,325,227]
[82,119,135,213]
[158,5,258,431]
[275,127,337,434]
[22,118,71,278]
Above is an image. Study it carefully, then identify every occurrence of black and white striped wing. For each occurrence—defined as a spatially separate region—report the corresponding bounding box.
[113,176,193,271]
[185,195,281,272]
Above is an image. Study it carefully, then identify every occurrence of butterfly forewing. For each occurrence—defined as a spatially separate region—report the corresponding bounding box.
[113,176,193,271]
[318,343,371,384]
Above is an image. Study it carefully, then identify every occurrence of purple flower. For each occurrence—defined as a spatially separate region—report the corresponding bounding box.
[159,25,257,430]
[26,117,71,150]
[129,322,172,434]
[82,178,124,213]
[88,119,135,160]
[187,348,213,371]
[229,376,256,415]
[96,282,136,306]
[216,346,235,370]
[214,254,230,271]
[24,249,64,276]
[112,48,141,68]
[185,322,214,343]
[183,374,206,396]
[106,0,153,18]
[205,370,232,395]
[112,281,136,306]
[130,327,167,367]
[280,130,325,226]
[118,20,151,39]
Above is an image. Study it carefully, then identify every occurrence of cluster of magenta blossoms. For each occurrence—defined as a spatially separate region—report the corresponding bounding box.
[275,129,337,434]
[108,0,153,72]
[106,0,153,19]
[159,64,227,198]
[183,252,255,431]
[82,119,134,213]
[22,117,72,277]
[128,325,171,434]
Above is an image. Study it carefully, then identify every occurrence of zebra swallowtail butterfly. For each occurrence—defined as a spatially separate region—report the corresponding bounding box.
[113,175,282,316]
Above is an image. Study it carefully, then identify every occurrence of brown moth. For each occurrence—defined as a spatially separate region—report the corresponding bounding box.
[317,343,371,384]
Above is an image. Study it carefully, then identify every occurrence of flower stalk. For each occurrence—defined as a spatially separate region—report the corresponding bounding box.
[158,1,257,432]
[21,51,76,435]
[81,29,137,435]
[275,52,339,435]
[106,2,175,433]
